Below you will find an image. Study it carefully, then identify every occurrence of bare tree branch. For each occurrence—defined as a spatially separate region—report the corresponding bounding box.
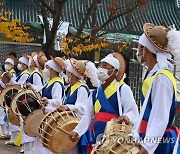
[39,0,55,14]
[42,0,67,58]
[75,0,97,38]
[40,4,51,38]
[93,4,138,34]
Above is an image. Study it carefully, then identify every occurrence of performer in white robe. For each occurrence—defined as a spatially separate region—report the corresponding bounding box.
[0,55,17,139]
[68,53,139,151]
[33,56,65,154]
[5,55,30,145]
[57,58,100,154]
[132,23,180,154]
[21,52,46,154]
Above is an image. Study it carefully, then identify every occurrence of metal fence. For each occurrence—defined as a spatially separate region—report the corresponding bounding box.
[128,60,180,128]
[128,61,142,110]
[0,41,42,61]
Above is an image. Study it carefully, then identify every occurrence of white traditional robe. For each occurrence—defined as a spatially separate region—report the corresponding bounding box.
[136,64,174,153]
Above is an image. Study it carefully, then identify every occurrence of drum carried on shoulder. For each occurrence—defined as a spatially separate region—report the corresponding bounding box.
[38,110,80,153]
[91,119,140,154]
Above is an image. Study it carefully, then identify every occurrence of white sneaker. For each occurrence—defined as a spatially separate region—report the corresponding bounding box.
[20,148,24,153]
[5,141,15,145]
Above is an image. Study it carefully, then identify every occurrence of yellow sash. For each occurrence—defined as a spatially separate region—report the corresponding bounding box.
[70,81,87,96]
[9,68,15,73]
[142,69,177,97]
[30,69,42,77]
[21,69,30,75]
[47,76,64,88]
[94,80,124,113]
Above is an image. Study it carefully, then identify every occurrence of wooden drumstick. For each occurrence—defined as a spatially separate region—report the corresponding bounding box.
[29,88,44,107]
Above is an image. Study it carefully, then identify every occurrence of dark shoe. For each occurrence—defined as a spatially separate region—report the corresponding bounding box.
[0,134,10,139]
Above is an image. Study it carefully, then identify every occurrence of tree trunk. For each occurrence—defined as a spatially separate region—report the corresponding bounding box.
[40,0,67,59]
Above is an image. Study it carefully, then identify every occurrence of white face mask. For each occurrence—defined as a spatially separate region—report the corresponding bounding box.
[136,47,146,64]
[97,68,111,84]
[64,74,69,83]
[42,68,50,79]
[17,63,23,70]
[4,64,12,71]
[136,54,143,63]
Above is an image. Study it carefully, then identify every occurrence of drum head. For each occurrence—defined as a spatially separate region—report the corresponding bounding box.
[24,109,45,137]
[8,109,20,126]
[0,85,21,108]
[39,110,80,153]
[15,90,41,116]
[49,122,79,153]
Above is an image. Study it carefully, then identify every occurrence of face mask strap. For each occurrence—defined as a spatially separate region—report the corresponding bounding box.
[107,68,116,78]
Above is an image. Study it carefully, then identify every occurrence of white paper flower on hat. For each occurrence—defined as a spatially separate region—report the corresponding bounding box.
[64,59,71,70]
[167,29,180,64]
[86,61,100,87]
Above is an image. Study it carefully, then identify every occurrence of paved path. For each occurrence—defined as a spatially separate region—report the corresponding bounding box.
[0,139,21,154]
[0,128,21,154]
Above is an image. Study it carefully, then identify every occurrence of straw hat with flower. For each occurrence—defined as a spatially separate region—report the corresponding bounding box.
[70,58,88,78]
[110,52,126,81]
[51,56,65,72]
[143,23,171,52]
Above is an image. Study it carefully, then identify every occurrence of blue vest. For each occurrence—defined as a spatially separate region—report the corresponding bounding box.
[16,70,30,82]
[91,81,124,143]
[139,70,179,154]
[64,82,91,154]
[42,77,64,99]
[64,85,90,105]
[27,71,43,85]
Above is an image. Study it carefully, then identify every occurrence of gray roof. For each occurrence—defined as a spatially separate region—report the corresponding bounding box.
[3,0,180,35]
[62,0,180,35]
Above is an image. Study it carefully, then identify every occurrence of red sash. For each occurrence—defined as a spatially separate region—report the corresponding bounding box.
[95,112,119,122]
[140,120,180,137]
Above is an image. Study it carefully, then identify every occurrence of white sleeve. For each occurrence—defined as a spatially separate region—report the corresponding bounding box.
[45,82,63,113]
[12,72,16,79]
[73,93,94,137]
[17,74,29,85]
[140,74,174,154]
[120,84,139,124]
[31,73,43,92]
[9,74,29,85]
[66,86,88,117]
[0,80,6,88]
